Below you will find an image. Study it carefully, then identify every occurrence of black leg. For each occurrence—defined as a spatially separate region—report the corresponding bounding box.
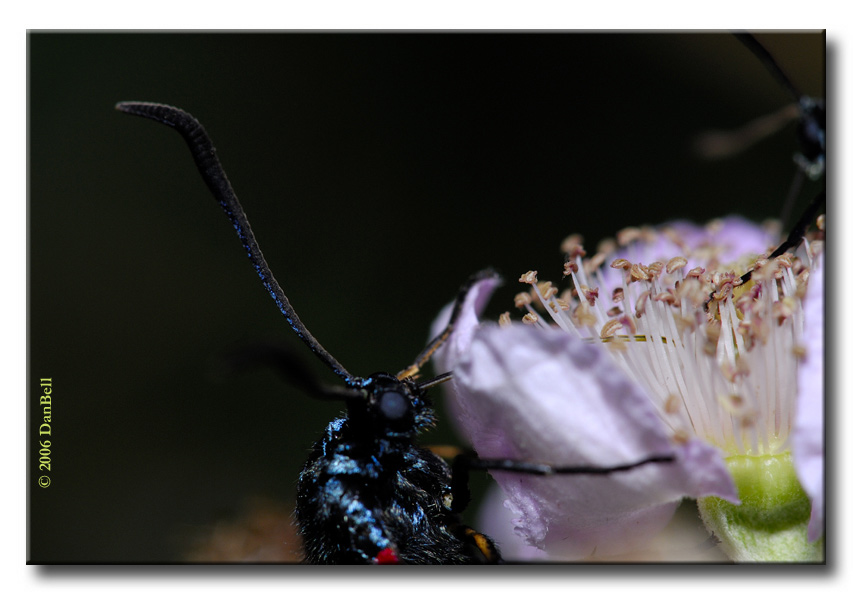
[447,450,675,514]
[738,189,825,286]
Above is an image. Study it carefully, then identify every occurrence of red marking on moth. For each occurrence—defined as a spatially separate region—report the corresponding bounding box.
[375,547,400,564]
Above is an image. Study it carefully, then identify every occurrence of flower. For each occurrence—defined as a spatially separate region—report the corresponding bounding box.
[433,217,824,561]
[794,250,824,541]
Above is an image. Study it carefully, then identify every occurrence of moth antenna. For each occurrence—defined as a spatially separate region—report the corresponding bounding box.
[417,371,453,391]
[734,32,825,183]
[116,101,358,385]
[398,268,501,380]
[733,32,804,102]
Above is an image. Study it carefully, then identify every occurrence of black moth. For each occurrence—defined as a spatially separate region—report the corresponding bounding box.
[115,33,823,566]
[116,101,673,564]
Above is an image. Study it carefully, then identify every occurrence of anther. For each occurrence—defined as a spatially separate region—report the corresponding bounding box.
[617,227,642,246]
[666,256,688,274]
[600,318,622,339]
[584,253,606,275]
[647,261,664,277]
[664,394,681,414]
[519,271,538,285]
[596,238,617,256]
[514,292,532,308]
[671,429,690,445]
[580,285,599,305]
[560,233,584,254]
[630,263,650,281]
[563,261,579,276]
[522,312,539,325]
[775,253,794,269]
[575,302,596,327]
[538,281,557,300]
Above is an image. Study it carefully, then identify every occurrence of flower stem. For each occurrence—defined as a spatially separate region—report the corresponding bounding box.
[697,452,823,562]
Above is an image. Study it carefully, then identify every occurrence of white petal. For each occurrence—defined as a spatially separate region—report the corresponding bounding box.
[794,252,824,541]
[453,324,737,558]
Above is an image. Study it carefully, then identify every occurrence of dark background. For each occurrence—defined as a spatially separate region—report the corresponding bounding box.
[28,32,824,563]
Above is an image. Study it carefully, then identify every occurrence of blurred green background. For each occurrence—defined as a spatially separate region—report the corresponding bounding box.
[29,32,824,562]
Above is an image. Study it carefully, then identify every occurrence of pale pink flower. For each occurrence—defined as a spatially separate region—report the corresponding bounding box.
[433,217,824,560]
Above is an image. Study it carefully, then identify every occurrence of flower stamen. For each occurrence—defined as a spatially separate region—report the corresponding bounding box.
[511,218,817,457]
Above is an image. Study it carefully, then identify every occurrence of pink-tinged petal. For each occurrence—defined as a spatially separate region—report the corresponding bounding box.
[660,217,776,263]
[428,273,501,441]
[708,217,779,262]
[475,484,550,562]
[794,252,824,541]
[452,324,737,559]
[479,483,729,561]
[681,216,777,262]
[600,217,776,288]
[428,273,501,374]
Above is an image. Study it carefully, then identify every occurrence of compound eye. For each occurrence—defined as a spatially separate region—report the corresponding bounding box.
[378,391,410,421]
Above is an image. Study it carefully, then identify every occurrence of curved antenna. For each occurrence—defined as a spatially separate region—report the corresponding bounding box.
[116,101,357,385]
[734,32,804,102]
[734,32,825,182]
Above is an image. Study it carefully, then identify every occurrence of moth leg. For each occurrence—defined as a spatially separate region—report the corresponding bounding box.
[738,189,825,285]
[707,188,825,306]
[466,453,677,476]
[447,450,677,515]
